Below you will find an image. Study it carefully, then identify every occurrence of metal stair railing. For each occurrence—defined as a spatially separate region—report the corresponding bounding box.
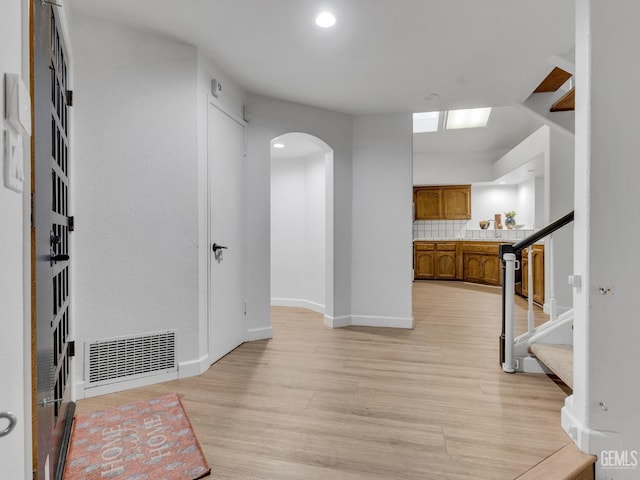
[499,211,574,373]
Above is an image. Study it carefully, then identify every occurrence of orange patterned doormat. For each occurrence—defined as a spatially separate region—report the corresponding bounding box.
[64,393,211,480]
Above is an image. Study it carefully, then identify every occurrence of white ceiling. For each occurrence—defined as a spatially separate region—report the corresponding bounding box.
[67,0,575,116]
[413,105,545,156]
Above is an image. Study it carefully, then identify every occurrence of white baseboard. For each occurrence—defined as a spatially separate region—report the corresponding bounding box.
[323,314,414,329]
[324,315,351,328]
[247,326,273,341]
[179,355,210,378]
[562,395,623,455]
[80,371,179,399]
[351,315,414,329]
[271,297,325,314]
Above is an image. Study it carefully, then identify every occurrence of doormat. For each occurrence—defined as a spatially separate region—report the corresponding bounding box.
[64,393,211,480]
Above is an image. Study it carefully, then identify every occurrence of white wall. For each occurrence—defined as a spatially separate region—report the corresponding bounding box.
[516,179,536,228]
[470,184,519,228]
[0,1,30,477]
[546,129,574,314]
[351,114,413,327]
[271,152,325,312]
[563,3,640,476]
[413,151,498,185]
[71,13,201,394]
[492,126,549,179]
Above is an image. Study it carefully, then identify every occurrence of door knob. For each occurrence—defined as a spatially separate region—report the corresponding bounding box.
[212,243,228,253]
[0,412,17,438]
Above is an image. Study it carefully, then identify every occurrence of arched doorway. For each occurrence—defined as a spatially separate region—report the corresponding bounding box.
[270,132,334,320]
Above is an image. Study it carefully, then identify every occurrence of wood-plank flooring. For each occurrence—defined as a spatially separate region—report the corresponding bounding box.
[74,281,571,479]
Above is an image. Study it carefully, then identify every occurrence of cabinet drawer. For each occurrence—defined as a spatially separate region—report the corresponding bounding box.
[415,242,435,251]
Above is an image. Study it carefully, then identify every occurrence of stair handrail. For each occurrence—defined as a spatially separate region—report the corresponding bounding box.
[510,211,574,254]
[499,211,574,372]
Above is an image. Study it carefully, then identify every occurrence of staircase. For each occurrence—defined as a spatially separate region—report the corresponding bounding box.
[516,442,596,480]
[529,343,573,389]
[519,58,576,135]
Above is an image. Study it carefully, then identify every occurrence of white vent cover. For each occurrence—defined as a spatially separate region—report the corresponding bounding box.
[85,330,177,387]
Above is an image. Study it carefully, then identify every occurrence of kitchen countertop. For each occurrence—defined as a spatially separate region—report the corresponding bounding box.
[414,229,544,243]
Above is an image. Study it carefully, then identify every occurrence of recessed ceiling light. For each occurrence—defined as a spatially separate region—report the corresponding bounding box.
[499,181,507,185]
[315,12,336,28]
[445,107,492,130]
[273,143,285,149]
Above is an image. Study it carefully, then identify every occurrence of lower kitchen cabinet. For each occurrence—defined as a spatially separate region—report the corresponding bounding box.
[462,253,502,286]
[461,242,503,286]
[414,242,459,280]
[414,242,436,279]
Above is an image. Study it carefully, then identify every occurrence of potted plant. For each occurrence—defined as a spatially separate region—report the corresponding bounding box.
[504,211,516,229]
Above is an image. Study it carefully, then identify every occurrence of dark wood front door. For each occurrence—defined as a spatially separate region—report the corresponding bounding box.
[32,3,74,479]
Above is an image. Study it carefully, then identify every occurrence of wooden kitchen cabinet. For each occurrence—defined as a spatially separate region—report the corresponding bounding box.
[414,188,442,220]
[413,185,471,220]
[462,242,503,286]
[414,242,436,279]
[414,242,459,280]
[519,245,544,304]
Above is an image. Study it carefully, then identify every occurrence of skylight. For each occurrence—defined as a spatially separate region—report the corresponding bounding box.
[445,107,492,130]
[413,111,440,133]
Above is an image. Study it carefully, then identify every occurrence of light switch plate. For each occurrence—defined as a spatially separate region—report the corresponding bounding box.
[5,73,31,137]
[4,128,24,193]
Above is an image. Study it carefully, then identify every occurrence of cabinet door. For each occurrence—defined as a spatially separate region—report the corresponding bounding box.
[463,254,484,283]
[482,256,502,286]
[442,186,471,219]
[532,248,545,304]
[435,250,456,279]
[414,188,442,220]
[521,253,529,295]
[415,247,436,279]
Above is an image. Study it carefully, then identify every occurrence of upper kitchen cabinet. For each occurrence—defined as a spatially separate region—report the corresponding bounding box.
[414,185,471,220]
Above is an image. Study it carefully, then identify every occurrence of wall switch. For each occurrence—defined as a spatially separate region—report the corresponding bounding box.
[4,128,24,193]
[4,73,31,137]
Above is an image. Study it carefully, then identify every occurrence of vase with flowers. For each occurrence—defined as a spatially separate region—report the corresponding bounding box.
[504,211,516,229]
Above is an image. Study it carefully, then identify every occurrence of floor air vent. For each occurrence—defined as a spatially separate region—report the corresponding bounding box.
[85,330,178,387]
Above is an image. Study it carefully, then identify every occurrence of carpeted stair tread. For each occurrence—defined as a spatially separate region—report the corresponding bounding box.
[516,442,596,480]
[529,343,573,389]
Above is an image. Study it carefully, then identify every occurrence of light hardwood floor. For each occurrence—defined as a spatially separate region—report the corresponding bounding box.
[75,281,571,479]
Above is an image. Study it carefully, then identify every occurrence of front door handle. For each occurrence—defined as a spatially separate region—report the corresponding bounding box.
[212,243,228,253]
[0,412,17,438]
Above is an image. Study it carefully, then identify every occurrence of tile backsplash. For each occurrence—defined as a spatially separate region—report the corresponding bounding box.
[413,219,536,241]
[413,220,467,239]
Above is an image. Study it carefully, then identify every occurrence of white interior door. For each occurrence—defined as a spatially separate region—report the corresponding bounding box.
[208,102,246,364]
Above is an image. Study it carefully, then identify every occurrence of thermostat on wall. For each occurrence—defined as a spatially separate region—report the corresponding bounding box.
[5,73,31,137]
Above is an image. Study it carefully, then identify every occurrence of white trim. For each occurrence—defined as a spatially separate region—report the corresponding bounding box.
[350,315,414,329]
[80,372,179,398]
[247,326,273,341]
[179,355,210,378]
[324,315,351,328]
[520,356,552,375]
[208,94,247,127]
[323,314,414,329]
[271,297,325,314]
[562,395,622,456]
